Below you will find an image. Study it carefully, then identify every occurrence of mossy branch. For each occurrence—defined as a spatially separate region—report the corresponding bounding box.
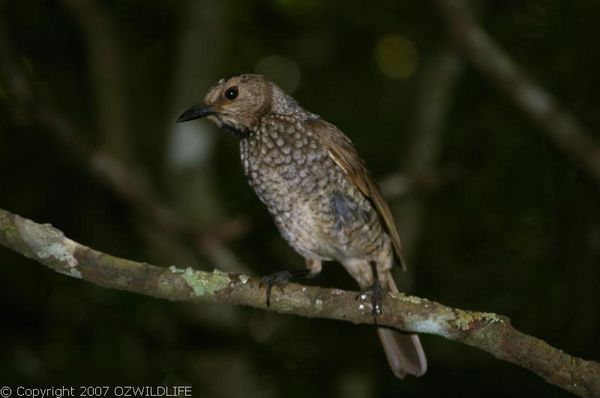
[0,207,598,397]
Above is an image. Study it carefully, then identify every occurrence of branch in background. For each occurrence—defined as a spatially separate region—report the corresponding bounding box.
[164,0,249,271]
[0,19,249,274]
[62,0,130,159]
[380,166,463,201]
[393,47,463,267]
[432,0,600,184]
[0,207,598,397]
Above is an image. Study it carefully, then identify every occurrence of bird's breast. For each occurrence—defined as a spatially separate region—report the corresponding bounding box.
[240,126,331,212]
[239,123,384,261]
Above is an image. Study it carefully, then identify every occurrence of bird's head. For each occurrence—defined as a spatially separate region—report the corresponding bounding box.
[177,74,277,137]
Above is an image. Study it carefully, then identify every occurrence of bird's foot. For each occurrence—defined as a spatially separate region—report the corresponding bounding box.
[260,269,312,307]
[356,280,384,322]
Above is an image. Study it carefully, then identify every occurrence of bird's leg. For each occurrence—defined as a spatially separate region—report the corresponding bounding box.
[356,261,384,321]
[260,257,321,307]
[260,269,311,308]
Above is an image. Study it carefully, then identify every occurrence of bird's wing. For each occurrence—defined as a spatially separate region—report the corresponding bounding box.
[307,118,407,270]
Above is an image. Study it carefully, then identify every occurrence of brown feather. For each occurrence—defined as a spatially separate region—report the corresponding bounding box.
[307,118,407,270]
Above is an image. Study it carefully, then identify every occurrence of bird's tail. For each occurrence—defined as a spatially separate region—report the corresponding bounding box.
[377,272,427,378]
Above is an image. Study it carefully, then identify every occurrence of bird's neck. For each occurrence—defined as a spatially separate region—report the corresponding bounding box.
[235,112,310,146]
[221,123,250,139]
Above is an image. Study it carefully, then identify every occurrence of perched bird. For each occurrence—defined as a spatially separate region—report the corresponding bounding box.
[177,74,427,378]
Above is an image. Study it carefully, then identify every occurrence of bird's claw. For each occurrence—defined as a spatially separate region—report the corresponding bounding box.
[260,271,294,307]
[356,280,384,322]
[260,269,313,307]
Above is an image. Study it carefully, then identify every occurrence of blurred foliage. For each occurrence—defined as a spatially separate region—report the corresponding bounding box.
[1,0,599,397]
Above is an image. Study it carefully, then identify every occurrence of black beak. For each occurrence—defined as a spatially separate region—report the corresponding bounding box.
[176,103,215,123]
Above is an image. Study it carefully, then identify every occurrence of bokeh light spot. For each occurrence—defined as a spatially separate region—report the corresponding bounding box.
[374,34,418,79]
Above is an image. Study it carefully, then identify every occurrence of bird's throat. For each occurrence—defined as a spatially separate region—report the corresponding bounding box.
[222,123,250,139]
[212,116,250,139]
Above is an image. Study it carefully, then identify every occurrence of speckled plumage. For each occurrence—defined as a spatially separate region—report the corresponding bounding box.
[177,73,427,379]
[241,112,386,269]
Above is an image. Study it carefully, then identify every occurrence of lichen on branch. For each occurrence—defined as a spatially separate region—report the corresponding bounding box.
[0,207,598,397]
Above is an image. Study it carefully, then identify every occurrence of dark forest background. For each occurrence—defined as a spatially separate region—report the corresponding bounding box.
[1,1,599,397]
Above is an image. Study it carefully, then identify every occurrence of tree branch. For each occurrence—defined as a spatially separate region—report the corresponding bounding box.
[0,207,598,397]
[432,0,600,184]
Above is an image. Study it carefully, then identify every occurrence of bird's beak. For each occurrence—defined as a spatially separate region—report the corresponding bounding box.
[176,103,215,123]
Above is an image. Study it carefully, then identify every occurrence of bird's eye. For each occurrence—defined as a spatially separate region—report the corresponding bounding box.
[225,86,238,100]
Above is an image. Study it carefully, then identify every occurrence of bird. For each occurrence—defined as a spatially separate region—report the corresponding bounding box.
[176,73,427,378]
